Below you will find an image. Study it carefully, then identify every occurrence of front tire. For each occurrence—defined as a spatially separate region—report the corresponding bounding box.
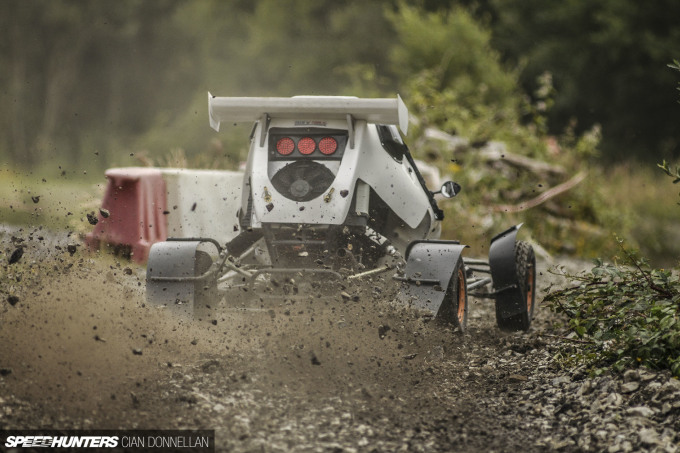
[496,241,536,332]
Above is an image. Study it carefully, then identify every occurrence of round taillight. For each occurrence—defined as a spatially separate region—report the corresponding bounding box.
[318,137,338,155]
[276,137,295,155]
[297,137,316,155]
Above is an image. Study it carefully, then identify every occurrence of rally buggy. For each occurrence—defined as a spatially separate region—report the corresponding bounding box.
[146,95,536,332]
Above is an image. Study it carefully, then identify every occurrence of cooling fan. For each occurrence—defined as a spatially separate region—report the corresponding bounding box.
[271,161,336,202]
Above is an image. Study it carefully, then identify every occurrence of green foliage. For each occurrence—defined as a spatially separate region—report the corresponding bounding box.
[2,1,680,168]
[387,4,529,157]
[387,5,624,258]
[545,242,680,376]
[388,3,517,108]
[488,0,680,161]
[0,0,198,168]
[658,159,680,207]
[671,59,680,101]
[0,1,672,262]
[0,0,398,169]
[658,160,680,184]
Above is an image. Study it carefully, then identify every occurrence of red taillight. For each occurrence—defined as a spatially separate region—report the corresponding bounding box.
[318,137,338,155]
[297,137,316,155]
[276,137,295,155]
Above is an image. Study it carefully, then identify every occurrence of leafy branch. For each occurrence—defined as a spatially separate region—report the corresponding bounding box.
[658,160,680,205]
[545,241,680,377]
[669,59,680,101]
[658,160,680,184]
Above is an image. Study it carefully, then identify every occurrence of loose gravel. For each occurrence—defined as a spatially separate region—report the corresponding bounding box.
[1,228,678,452]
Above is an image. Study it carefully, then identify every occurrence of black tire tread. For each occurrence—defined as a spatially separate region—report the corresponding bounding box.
[496,241,535,332]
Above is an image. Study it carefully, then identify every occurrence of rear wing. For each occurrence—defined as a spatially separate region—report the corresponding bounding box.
[208,94,409,137]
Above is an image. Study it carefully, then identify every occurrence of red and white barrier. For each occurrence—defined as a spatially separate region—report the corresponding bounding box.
[85,167,243,263]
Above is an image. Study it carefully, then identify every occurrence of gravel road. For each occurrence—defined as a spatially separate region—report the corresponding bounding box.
[1,227,679,452]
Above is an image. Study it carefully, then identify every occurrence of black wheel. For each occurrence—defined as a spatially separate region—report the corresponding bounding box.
[193,250,217,321]
[496,241,536,332]
[438,256,468,333]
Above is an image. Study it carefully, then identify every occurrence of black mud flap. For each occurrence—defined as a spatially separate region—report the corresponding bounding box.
[489,224,524,319]
[146,240,216,316]
[396,240,467,317]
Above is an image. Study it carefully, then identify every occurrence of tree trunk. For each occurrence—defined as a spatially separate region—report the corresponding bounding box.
[8,13,31,166]
[37,40,83,164]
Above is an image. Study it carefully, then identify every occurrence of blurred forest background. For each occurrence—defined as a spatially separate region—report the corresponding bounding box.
[1,0,680,264]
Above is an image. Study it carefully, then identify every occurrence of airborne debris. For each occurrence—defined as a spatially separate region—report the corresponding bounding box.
[31,196,40,203]
[8,247,23,265]
[86,212,98,225]
[310,353,321,366]
[6,295,19,306]
[99,208,110,218]
[67,244,77,256]
[323,188,335,203]
[130,392,140,407]
[132,348,143,355]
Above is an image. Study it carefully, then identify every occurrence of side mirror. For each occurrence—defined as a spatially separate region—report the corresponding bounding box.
[439,181,461,198]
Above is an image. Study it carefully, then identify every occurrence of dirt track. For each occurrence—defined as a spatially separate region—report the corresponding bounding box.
[1,228,679,452]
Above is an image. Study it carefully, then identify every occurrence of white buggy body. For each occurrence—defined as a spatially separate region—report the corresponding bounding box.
[211,96,441,254]
[146,95,537,333]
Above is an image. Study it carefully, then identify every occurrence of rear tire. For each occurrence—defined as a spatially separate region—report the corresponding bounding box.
[438,256,468,333]
[496,241,536,332]
[193,250,217,321]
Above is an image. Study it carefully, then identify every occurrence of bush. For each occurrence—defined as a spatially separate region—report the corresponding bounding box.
[388,4,627,258]
[544,62,680,377]
[545,241,680,376]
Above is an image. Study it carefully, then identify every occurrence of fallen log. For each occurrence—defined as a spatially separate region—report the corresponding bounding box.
[494,171,586,213]
[424,127,567,177]
[478,143,567,178]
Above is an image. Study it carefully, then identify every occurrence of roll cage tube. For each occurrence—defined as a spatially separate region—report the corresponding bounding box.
[376,125,444,220]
